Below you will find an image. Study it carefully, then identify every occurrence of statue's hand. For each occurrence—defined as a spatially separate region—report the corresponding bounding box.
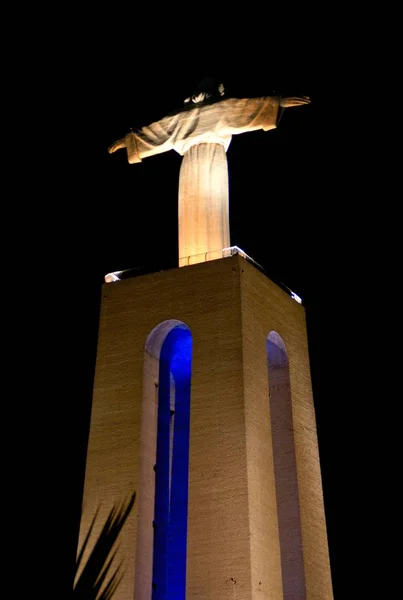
[108,138,126,154]
[280,96,311,108]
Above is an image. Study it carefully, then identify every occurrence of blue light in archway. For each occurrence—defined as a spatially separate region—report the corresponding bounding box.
[152,326,192,600]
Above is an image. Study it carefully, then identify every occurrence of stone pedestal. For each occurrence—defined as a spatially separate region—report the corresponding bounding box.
[77,255,333,599]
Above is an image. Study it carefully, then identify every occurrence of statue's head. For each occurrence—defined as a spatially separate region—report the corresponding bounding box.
[184,78,225,105]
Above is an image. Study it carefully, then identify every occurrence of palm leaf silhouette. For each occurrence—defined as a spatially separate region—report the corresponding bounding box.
[73,491,136,599]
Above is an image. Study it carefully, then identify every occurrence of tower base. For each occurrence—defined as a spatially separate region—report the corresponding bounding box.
[77,254,333,599]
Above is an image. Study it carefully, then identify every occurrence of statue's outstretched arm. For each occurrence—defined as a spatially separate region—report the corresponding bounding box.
[108,138,126,154]
[107,114,177,164]
[279,96,310,108]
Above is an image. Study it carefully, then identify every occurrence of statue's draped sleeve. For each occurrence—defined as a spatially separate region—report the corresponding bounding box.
[124,96,281,164]
[124,113,182,164]
[220,97,281,136]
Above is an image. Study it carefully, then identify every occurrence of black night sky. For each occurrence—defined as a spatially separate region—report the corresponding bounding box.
[40,34,356,597]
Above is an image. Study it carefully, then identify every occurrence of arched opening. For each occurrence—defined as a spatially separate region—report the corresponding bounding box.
[266,331,306,599]
[136,320,192,600]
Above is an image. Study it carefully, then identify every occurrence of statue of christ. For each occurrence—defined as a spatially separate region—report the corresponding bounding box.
[109,78,310,266]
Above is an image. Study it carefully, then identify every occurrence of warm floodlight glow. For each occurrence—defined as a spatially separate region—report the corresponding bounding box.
[290,291,302,304]
[105,272,121,283]
[222,245,248,260]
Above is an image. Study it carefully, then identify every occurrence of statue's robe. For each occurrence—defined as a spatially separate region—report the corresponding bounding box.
[123,97,281,265]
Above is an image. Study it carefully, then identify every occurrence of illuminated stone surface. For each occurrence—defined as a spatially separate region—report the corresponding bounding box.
[78,256,333,599]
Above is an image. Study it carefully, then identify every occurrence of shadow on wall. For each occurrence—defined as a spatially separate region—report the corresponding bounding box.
[73,492,136,600]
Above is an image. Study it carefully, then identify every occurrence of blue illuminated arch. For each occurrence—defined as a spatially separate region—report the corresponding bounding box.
[152,324,192,600]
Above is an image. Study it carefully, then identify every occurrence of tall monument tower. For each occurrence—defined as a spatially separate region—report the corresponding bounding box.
[75,83,333,599]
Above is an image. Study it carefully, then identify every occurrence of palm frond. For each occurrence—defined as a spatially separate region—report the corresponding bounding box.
[73,491,136,599]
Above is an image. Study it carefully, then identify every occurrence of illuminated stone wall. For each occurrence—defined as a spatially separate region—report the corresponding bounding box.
[240,262,333,600]
[78,255,332,599]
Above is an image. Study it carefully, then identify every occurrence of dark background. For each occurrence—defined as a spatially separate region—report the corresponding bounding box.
[29,30,359,597]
